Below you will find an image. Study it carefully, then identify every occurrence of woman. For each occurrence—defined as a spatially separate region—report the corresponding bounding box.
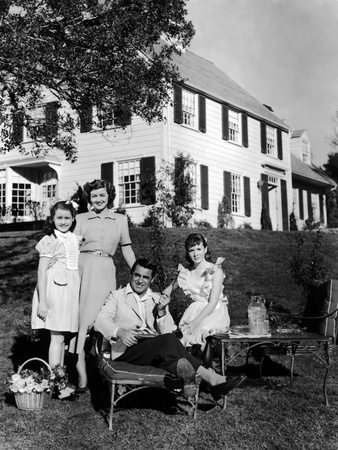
[70,179,136,391]
[163,233,230,349]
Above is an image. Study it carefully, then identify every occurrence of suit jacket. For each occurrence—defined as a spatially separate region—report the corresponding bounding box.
[94,285,177,360]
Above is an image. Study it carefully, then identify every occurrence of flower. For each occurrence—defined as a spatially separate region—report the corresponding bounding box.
[8,364,69,395]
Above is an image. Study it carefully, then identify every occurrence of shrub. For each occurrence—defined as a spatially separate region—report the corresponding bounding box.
[290,230,328,301]
[194,219,213,229]
[217,195,235,229]
[261,202,272,230]
[289,212,298,231]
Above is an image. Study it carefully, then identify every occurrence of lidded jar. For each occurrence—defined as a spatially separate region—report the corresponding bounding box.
[248,295,267,335]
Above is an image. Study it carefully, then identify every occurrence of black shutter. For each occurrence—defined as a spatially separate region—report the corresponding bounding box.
[299,188,304,220]
[140,156,156,205]
[319,194,324,222]
[198,95,206,133]
[45,101,59,139]
[222,105,229,140]
[307,191,313,220]
[223,171,232,201]
[173,85,183,124]
[244,176,251,217]
[277,129,283,160]
[281,179,288,231]
[261,174,269,210]
[200,165,209,210]
[115,110,132,127]
[261,122,267,154]
[13,110,24,144]
[242,114,249,147]
[101,162,114,185]
[80,105,93,133]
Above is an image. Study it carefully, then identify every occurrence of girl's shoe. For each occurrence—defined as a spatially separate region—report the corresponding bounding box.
[75,386,88,394]
[210,374,246,401]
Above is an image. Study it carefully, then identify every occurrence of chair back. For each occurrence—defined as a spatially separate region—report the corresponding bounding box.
[302,279,338,342]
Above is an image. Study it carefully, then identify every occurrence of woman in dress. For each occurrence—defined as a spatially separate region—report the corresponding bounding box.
[70,179,136,391]
[163,232,230,349]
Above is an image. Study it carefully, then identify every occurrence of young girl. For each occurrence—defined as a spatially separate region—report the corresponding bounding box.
[31,200,80,371]
[162,232,230,349]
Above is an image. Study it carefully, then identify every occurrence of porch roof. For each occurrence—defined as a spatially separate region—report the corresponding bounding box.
[171,49,289,131]
[291,153,336,188]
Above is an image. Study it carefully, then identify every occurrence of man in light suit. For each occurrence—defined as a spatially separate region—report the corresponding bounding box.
[94,258,245,399]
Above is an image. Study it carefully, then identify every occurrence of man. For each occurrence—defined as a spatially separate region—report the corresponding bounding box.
[94,258,245,400]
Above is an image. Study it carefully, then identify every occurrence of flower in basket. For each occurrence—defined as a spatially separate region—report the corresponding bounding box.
[8,369,51,394]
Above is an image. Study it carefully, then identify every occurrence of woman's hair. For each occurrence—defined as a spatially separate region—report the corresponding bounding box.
[184,232,212,264]
[83,179,116,207]
[44,200,77,235]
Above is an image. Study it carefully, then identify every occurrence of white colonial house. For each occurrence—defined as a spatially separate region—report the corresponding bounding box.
[0,48,317,231]
[290,129,335,229]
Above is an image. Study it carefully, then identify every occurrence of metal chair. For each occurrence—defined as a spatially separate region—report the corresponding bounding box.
[95,334,201,430]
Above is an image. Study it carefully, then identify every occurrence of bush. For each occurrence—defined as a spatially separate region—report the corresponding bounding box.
[194,219,213,229]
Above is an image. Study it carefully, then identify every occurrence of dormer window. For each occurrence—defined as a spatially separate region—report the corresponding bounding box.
[302,139,310,163]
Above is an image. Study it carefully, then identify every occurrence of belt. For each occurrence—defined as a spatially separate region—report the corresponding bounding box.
[80,250,113,258]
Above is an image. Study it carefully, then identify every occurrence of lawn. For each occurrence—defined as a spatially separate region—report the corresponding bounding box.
[1,227,338,450]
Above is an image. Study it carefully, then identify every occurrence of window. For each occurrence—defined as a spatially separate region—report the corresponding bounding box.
[182,89,197,128]
[266,126,276,156]
[222,106,248,147]
[292,188,299,218]
[118,160,140,205]
[228,109,240,143]
[97,108,132,129]
[224,171,251,216]
[311,193,319,221]
[41,170,57,200]
[302,140,310,163]
[12,183,31,216]
[231,174,242,213]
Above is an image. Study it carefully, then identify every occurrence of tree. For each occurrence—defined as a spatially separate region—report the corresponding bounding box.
[0,0,194,161]
[323,153,338,227]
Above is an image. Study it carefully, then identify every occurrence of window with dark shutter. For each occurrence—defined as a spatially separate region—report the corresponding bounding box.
[242,114,249,147]
[173,85,183,124]
[45,101,59,140]
[200,165,209,210]
[223,171,231,203]
[319,194,324,222]
[307,191,313,220]
[261,174,269,209]
[198,95,206,133]
[115,110,132,127]
[261,122,267,154]
[80,105,93,133]
[277,129,283,160]
[101,162,114,185]
[140,156,156,205]
[299,188,304,220]
[244,176,251,217]
[281,179,288,231]
[222,105,229,140]
[12,110,24,145]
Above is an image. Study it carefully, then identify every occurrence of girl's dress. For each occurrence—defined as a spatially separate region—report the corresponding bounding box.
[177,257,230,347]
[31,230,80,332]
[69,209,132,354]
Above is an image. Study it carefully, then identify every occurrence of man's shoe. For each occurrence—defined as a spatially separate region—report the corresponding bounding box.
[210,374,246,401]
[176,358,197,398]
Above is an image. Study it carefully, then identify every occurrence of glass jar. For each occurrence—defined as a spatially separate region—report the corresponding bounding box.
[248,295,267,335]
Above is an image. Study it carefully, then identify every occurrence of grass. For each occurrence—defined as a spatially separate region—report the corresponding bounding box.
[1,227,338,449]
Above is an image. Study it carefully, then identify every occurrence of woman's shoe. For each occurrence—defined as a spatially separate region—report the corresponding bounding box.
[75,386,88,394]
[210,374,246,401]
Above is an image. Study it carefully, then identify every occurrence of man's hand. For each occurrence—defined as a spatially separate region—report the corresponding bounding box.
[116,327,139,347]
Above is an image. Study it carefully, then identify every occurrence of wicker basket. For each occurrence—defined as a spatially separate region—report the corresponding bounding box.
[14,358,52,411]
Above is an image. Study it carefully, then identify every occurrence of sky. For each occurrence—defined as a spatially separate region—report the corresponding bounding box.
[186,0,338,167]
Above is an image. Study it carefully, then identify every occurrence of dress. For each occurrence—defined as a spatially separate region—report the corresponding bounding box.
[177,257,230,347]
[31,231,80,332]
[69,209,132,354]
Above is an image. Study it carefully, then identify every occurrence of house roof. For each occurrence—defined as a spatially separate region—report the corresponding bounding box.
[291,153,336,188]
[291,129,307,138]
[171,49,289,131]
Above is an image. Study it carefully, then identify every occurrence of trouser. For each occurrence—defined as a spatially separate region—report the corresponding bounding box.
[115,333,202,376]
